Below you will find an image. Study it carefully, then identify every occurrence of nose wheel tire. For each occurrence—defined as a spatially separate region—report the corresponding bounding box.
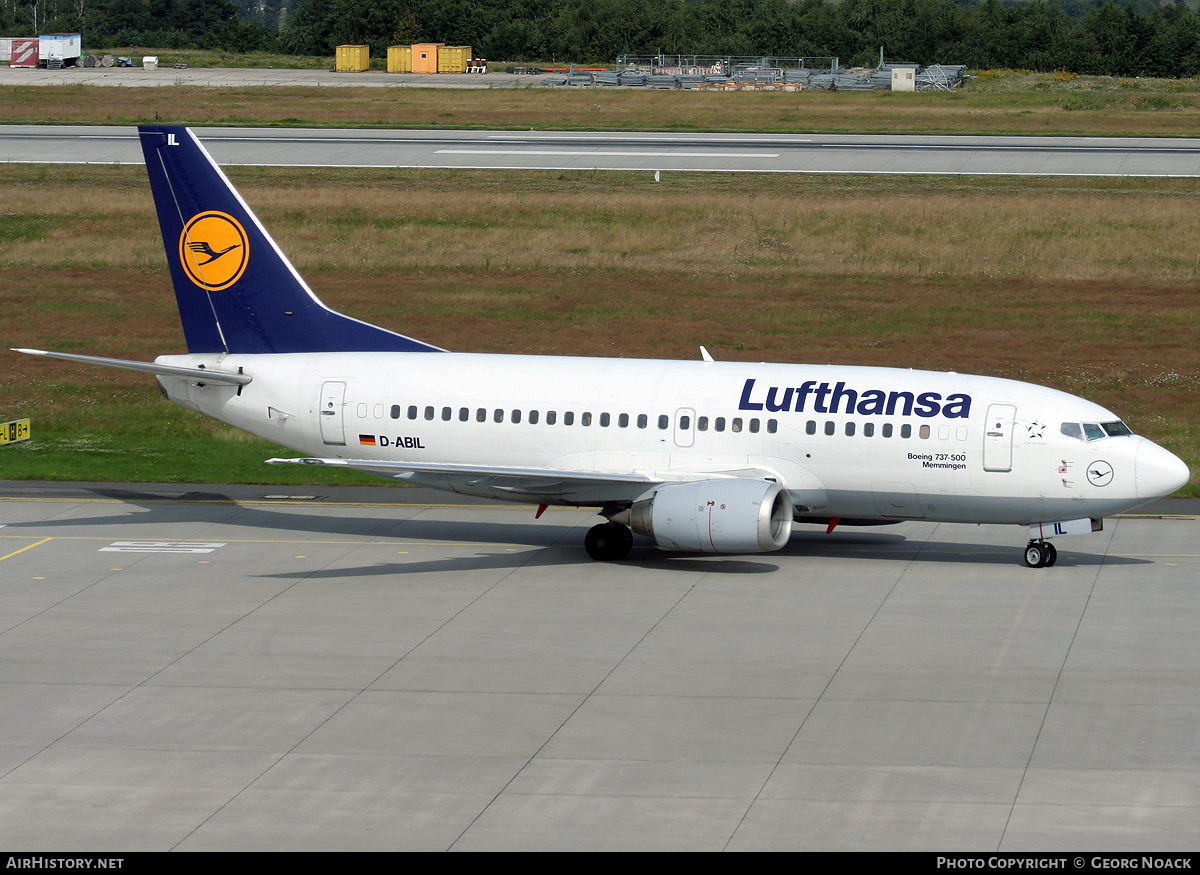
[585,522,634,561]
[1024,540,1057,568]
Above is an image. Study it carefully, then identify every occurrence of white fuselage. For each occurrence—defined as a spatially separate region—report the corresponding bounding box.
[155,351,1184,527]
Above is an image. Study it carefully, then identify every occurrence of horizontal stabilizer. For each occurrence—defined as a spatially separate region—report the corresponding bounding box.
[13,349,252,386]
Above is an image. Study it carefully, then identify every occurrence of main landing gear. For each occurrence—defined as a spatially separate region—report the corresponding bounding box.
[585,521,633,561]
[1023,539,1057,568]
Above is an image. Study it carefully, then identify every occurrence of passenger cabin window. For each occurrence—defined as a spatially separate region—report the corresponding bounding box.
[731,418,743,433]
[424,406,435,421]
[806,420,816,436]
[459,408,469,422]
[900,424,912,439]
[511,409,521,424]
[442,407,451,421]
[600,413,610,427]
[476,408,486,422]
[529,410,539,425]
[658,415,669,430]
[698,416,709,431]
[564,412,574,426]
[494,409,504,423]
[749,419,759,434]
[715,417,726,433]
[581,412,592,426]
[407,405,418,420]
[637,414,648,429]
[767,419,778,434]
[863,422,874,437]
[679,415,691,430]
[547,411,557,425]
[619,413,629,428]
[391,405,401,420]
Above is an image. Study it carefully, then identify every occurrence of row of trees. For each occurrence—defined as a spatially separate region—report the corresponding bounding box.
[5,0,1200,78]
[0,0,277,50]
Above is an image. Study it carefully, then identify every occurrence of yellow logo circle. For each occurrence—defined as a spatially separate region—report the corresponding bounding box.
[179,212,249,291]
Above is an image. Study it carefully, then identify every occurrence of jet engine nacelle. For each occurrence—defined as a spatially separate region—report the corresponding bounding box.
[628,480,793,553]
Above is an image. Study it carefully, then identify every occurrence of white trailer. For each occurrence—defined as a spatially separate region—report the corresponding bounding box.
[39,33,82,68]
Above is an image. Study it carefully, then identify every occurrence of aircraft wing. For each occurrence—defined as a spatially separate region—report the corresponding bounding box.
[266,457,779,506]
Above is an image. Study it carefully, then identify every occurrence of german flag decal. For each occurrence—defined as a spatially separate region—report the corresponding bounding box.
[359,434,377,446]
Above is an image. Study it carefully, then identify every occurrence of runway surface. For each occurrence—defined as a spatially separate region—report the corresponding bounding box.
[1,480,1197,850]
[5,124,1200,176]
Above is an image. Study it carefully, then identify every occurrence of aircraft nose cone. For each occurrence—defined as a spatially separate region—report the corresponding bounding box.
[1136,439,1190,501]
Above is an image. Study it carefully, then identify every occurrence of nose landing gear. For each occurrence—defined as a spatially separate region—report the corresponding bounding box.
[1024,540,1058,568]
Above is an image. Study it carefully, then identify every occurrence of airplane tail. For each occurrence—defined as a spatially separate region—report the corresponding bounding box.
[138,125,443,355]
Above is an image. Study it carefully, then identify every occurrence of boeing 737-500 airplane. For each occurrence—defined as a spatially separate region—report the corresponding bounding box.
[15,126,1191,566]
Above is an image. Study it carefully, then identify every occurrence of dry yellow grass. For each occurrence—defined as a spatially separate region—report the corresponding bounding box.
[6,168,1200,285]
[7,79,1200,136]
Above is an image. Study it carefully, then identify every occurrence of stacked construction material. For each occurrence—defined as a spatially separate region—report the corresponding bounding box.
[917,65,967,90]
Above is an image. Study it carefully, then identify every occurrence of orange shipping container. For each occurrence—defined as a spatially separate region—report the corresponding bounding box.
[411,43,443,73]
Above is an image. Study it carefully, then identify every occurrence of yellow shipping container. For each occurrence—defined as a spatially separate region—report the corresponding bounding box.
[335,45,369,73]
[387,45,412,73]
[437,45,472,73]
[411,43,443,73]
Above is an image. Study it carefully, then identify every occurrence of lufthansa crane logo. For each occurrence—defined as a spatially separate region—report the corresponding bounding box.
[1087,460,1114,487]
[179,211,248,291]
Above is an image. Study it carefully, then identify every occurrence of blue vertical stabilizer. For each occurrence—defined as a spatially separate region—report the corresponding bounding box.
[138,125,444,355]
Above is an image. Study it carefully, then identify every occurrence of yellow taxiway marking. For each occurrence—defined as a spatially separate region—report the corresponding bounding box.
[0,537,53,562]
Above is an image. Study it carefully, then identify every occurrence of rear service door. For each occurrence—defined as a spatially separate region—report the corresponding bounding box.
[320,381,347,446]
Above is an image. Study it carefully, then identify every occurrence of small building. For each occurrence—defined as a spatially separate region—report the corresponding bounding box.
[411,43,443,74]
[891,66,917,92]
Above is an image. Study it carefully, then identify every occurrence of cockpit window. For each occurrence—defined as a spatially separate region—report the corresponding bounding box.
[1063,421,1134,441]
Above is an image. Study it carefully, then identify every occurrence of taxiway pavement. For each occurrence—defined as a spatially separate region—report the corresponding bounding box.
[1,481,1197,850]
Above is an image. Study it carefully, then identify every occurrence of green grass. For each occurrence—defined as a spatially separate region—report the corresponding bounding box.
[0,429,385,486]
